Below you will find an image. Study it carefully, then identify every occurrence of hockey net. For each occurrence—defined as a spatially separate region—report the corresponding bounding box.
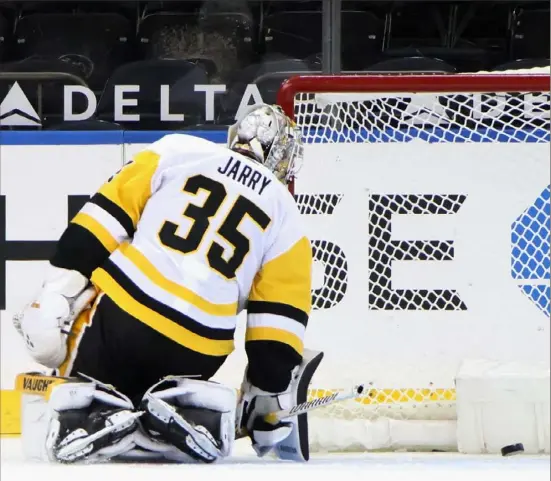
[277,71,550,452]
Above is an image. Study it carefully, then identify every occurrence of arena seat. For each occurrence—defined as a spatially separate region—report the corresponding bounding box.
[233,57,320,82]
[137,12,253,82]
[380,3,466,71]
[449,2,511,71]
[364,56,456,73]
[12,13,131,92]
[220,57,320,123]
[0,12,7,61]
[47,119,123,131]
[385,2,450,51]
[510,5,550,61]
[96,59,210,130]
[492,58,551,72]
[263,11,322,60]
[271,9,384,70]
[341,10,384,71]
[383,2,513,72]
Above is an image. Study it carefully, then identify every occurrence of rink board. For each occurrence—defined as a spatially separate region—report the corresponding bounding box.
[1,129,549,435]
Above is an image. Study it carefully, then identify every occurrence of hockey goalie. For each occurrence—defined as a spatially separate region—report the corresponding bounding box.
[12,104,320,464]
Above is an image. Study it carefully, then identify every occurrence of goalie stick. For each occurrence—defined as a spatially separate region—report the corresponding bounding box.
[263,384,365,425]
[236,384,365,439]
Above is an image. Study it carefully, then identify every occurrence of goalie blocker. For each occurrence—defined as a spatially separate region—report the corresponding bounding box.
[237,349,324,462]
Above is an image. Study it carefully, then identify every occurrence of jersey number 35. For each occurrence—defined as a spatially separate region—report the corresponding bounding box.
[158,175,272,279]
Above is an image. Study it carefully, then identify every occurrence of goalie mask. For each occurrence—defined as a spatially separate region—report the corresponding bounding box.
[227,104,304,185]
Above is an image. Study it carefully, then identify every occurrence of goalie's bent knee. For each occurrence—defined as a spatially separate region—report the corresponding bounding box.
[139,377,237,463]
[18,373,138,463]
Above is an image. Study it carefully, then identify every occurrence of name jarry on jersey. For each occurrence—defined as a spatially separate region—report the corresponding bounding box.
[218,156,272,195]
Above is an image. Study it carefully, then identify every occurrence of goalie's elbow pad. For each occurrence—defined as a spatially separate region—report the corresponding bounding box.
[13,265,96,368]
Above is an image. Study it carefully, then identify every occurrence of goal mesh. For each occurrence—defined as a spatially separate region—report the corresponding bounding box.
[279,74,551,424]
[294,88,549,145]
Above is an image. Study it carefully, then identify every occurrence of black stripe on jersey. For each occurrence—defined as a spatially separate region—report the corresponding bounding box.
[64,294,228,400]
[247,301,309,327]
[102,260,235,341]
[50,223,110,278]
[245,340,302,393]
[90,193,135,237]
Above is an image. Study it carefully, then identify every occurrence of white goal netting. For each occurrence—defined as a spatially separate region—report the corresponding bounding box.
[279,71,550,451]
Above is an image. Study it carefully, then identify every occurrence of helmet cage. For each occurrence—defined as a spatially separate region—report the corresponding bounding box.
[227,104,304,184]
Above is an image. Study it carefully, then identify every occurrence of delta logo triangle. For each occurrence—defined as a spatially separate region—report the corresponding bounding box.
[0,81,41,127]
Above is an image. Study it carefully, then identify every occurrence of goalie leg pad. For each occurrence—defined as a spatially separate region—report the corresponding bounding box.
[139,377,237,463]
[45,380,140,463]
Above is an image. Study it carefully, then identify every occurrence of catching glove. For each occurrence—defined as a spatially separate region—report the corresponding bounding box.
[13,264,97,368]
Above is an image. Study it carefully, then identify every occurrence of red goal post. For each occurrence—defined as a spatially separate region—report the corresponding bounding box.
[277,73,550,116]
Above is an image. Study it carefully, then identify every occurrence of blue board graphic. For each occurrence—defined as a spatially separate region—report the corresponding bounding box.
[511,186,551,316]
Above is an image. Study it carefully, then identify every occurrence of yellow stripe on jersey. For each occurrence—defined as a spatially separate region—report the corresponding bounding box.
[246,327,304,355]
[249,236,312,314]
[98,150,161,229]
[119,243,238,317]
[91,268,234,357]
[72,212,119,253]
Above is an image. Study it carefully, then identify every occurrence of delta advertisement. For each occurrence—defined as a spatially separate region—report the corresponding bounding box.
[0,81,265,127]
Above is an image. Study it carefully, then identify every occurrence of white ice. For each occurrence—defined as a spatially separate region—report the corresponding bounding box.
[1,437,549,481]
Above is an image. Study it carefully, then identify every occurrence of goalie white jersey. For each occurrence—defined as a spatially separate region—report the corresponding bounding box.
[52,133,312,389]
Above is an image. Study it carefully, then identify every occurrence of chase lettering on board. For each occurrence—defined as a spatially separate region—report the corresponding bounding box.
[0,195,89,310]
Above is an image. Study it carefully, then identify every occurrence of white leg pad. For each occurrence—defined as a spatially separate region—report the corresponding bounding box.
[18,372,135,462]
[142,377,237,462]
[18,373,69,461]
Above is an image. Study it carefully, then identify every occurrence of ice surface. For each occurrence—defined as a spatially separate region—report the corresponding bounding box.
[1,437,549,481]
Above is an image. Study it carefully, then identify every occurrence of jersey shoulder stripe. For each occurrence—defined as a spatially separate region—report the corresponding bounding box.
[98,150,160,229]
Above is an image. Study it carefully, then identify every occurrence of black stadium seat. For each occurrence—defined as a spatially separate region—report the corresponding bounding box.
[382,2,483,72]
[263,11,322,60]
[449,2,511,71]
[385,2,450,51]
[263,9,383,70]
[220,57,320,122]
[138,12,253,82]
[231,57,319,84]
[492,58,550,72]
[12,13,131,92]
[341,11,384,71]
[96,59,210,129]
[364,56,456,73]
[0,12,7,61]
[510,5,550,61]
[47,119,123,131]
